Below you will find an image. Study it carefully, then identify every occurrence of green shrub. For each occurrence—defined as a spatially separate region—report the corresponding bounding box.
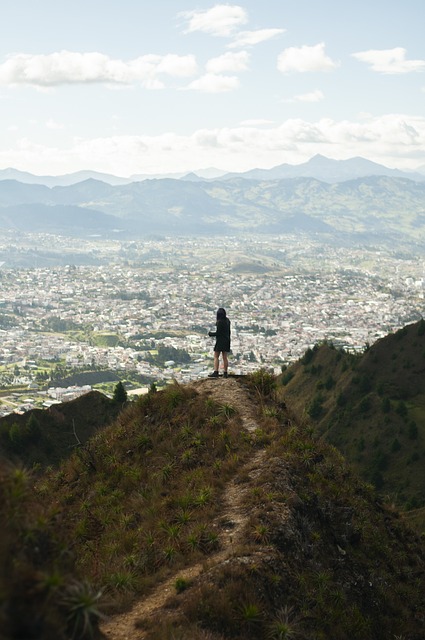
[358,374,372,393]
[324,374,335,390]
[248,369,276,397]
[396,401,408,417]
[357,437,365,452]
[175,576,190,593]
[381,397,391,413]
[358,396,371,413]
[336,392,347,407]
[302,348,314,365]
[281,371,294,386]
[408,421,418,440]
[307,395,324,419]
[391,438,402,453]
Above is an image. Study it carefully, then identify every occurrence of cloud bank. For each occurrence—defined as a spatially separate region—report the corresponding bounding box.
[0,51,198,88]
[3,114,424,176]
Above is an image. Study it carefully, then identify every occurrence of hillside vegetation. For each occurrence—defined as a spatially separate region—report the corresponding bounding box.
[279,319,425,515]
[1,371,424,639]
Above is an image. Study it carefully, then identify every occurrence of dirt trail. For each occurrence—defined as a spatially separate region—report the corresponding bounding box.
[101,377,264,640]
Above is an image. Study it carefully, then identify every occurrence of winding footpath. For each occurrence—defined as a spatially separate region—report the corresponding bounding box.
[101,377,265,640]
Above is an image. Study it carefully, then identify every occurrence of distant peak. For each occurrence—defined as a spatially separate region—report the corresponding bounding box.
[310,153,328,160]
[306,154,333,165]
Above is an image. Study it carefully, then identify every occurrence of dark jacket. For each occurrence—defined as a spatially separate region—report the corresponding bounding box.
[209,318,231,352]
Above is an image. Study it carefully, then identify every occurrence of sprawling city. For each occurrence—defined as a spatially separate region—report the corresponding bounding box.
[1,231,424,417]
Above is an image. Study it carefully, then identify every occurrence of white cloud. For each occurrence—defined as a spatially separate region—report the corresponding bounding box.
[277,43,339,73]
[206,51,249,74]
[45,119,64,130]
[228,28,286,49]
[283,90,324,103]
[154,54,198,77]
[185,73,240,93]
[180,4,248,37]
[352,47,425,74]
[0,51,198,88]
[3,114,425,176]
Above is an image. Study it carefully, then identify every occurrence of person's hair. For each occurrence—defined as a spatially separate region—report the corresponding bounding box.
[216,307,227,320]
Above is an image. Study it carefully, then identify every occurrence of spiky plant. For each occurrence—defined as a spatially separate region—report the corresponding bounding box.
[263,406,278,418]
[267,606,303,639]
[239,601,263,628]
[175,508,192,525]
[218,403,237,418]
[195,486,212,506]
[61,580,105,640]
[161,522,181,541]
[163,545,177,564]
[252,523,270,544]
[106,570,138,592]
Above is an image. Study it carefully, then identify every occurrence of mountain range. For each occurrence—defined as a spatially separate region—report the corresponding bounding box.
[220,154,425,183]
[1,155,424,186]
[1,155,425,243]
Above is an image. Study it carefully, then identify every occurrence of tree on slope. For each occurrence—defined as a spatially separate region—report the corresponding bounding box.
[113,381,127,404]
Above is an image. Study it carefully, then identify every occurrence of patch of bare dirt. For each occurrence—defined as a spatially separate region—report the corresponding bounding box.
[191,377,260,432]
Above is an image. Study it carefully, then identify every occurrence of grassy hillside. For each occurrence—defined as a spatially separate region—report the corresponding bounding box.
[279,319,425,513]
[1,373,424,639]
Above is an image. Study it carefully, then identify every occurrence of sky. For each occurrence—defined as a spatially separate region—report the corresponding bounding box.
[1,0,425,177]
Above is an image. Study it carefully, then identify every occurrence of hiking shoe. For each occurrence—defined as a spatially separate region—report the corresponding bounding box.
[223,372,228,378]
[208,371,219,378]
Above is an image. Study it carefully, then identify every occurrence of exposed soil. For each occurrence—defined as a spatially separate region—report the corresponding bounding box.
[101,377,266,639]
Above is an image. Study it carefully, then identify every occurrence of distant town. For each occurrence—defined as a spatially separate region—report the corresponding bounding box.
[1,232,424,417]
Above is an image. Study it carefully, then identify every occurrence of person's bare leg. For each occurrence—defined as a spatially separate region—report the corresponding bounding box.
[222,352,228,372]
[214,351,219,372]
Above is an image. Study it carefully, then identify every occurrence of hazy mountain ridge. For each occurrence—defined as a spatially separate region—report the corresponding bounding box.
[1,155,424,186]
[1,172,425,241]
[0,202,122,234]
[0,168,133,187]
[0,167,225,188]
[221,154,425,183]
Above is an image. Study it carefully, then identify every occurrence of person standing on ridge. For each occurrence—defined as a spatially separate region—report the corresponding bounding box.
[208,307,231,378]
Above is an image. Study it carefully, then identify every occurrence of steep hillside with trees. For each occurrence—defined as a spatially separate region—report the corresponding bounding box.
[279,319,425,514]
